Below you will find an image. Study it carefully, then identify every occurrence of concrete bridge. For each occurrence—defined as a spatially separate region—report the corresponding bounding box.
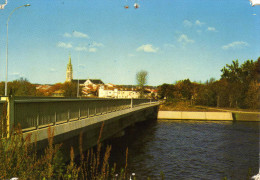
[0,97,159,150]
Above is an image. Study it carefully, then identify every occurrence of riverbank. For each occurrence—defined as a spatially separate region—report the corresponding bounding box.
[159,101,222,112]
[158,102,260,121]
[159,102,259,112]
[158,111,260,121]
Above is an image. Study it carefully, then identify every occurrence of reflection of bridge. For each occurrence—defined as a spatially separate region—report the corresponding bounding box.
[0,97,159,150]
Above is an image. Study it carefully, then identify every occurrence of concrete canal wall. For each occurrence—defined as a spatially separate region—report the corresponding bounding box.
[232,112,260,121]
[158,111,260,121]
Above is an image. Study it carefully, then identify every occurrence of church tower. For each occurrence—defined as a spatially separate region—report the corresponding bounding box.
[66,55,73,82]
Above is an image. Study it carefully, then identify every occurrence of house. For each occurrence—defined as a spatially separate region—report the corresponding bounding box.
[98,85,140,98]
[99,85,118,98]
[71,79,104,97]
[72,79,104,87]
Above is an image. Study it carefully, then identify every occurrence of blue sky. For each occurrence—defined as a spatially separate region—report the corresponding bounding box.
[0,0,259,86]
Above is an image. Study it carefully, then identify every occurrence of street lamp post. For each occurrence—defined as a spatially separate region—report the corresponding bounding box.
[5,4,30,96]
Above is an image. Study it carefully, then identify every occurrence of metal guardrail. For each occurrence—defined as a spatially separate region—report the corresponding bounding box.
[10,98,157,132]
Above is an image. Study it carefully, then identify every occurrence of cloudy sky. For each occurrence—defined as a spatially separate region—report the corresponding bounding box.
[0,0,259,85]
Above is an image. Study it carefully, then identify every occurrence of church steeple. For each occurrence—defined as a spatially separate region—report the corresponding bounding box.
[66,55,73,82]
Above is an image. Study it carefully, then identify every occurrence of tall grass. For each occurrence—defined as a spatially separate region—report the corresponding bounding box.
[0,122,131,179]
[0,125,61,179]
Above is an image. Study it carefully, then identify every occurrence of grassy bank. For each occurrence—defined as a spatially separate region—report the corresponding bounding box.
[159,101,222,112]
[160,101,259,113]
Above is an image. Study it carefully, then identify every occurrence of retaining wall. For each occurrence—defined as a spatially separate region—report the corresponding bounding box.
[232,112,260,121]
[158,111,232,121]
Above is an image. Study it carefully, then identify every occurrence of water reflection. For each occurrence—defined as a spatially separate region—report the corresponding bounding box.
[107,120,259,179]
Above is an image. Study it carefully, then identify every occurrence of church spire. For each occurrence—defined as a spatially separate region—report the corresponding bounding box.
[66,54,73,82]
[68,52,71,64]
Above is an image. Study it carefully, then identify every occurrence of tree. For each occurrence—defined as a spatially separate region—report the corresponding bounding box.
[1,78,37,96]
[136,70,148,98]
[220,59,258,108]
[157,84,175,100]
[244,80,260,109]
[195,80,217,107]
[62,82,78,97]
[174,79,193,100]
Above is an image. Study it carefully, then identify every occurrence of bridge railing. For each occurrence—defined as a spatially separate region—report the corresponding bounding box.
[0,101,7,137]
[8,97,157,132]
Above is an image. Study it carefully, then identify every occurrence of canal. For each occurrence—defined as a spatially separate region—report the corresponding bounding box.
[106,119,259,179]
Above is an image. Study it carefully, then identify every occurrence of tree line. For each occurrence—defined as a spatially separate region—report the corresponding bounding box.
[0,58,259,109]
[158,58,260,109]
[0,79,80,97]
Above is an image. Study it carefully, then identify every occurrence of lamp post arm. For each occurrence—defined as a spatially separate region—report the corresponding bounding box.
[5,4,30,96]
[7,5,26,24]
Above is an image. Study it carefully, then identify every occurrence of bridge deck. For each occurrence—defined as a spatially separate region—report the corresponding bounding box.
[23,102,159,149]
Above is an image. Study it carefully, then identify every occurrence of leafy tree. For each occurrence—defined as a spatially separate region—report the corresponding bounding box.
[158,58,259,109]
[0,78,37,96]
[157,84,175,100]
[136,70,148,98]
[62,82,78,97]
[221,60,244,107]
[221,59,258,108]
[175,79,193,100]
[195,79,217,107]
[213,79,229,107]
[245,80,260,109]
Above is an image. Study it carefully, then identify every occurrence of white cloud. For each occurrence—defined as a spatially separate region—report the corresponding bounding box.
[183,20,205,27]
[72,31,89,38]
[63,31,89,38]
[207,27,217,32]
[91,41,104,47]
[74,42,104,52]
[222,41,249,50]
[57,42,72,49]
[195,20,204,26]
[75,46,88,52]
[89,48,97,52]
[75,45,100,52]
[183,20,192,27]
[177,34,194,45]
[136,44,159,53]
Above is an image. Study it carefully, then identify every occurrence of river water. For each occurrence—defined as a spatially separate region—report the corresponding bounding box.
[107,120,259,179]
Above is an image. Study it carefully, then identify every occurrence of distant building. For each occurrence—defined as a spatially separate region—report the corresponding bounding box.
[65,55,104,96]
[64,55,158,98]
[99,85,140,98]
[73,79,105,97]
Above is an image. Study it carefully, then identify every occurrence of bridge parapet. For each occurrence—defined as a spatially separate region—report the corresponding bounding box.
[0,97,157,136]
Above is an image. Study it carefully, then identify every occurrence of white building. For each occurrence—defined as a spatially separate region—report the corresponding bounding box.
[98,85,140,98]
